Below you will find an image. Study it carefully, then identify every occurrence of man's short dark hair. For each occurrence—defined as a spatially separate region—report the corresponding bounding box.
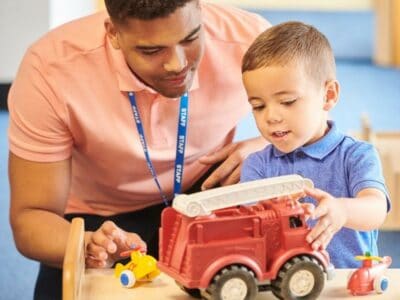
[105,0,196,23]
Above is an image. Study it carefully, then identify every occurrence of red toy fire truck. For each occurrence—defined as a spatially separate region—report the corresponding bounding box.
[158,175,334,300]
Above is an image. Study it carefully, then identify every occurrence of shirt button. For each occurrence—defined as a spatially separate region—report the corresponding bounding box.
[296,151,305,158]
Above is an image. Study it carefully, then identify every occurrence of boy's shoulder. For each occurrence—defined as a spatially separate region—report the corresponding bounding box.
[339,134,377,155]
[246,144,276,161]
[334,134,381,173]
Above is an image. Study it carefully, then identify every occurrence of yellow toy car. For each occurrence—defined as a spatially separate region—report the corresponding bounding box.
[114,248,160,288]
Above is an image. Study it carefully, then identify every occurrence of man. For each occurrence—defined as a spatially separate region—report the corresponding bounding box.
[8,0,269,298]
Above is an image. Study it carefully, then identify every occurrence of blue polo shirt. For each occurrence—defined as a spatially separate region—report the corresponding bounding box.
[240,121,390,268]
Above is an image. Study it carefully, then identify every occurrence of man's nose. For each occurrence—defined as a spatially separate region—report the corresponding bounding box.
[163,46,187,73]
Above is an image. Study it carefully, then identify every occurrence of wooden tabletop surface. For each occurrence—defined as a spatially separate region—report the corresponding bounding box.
[80,268,400,299]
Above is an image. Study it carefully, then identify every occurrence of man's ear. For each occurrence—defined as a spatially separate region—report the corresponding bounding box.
[104,18,120,49]
[323,80,340,111]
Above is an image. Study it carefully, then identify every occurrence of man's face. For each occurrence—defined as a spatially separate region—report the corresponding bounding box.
[106,1,204,98]
[242,62,336,154]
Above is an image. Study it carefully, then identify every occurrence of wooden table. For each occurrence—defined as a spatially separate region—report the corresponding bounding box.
[63,218,399,300]
[80,268,400,300]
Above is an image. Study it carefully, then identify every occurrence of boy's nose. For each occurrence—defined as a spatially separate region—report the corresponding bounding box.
[265,108,282,124]
[163,46,187,73]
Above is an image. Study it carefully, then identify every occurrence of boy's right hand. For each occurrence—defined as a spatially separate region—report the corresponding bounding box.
[84,221,146,268]
[303,187,347,251]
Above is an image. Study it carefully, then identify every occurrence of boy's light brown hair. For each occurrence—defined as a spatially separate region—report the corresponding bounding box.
[242,21,336,86]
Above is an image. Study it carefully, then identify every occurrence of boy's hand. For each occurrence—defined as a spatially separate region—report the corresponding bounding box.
[304,187,348,250]
[301,202,315,221]
[199,136,267,190]
[84,221,146,268]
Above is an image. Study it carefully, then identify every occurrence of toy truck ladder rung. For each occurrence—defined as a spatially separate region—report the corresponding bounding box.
[173,174,313,217]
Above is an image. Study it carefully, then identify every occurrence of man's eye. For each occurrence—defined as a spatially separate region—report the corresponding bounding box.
[282,99,297,106]
[182,36,199,44]
[141,49,161,55]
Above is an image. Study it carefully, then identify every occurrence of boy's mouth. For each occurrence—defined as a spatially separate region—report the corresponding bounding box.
[272,130,290,138]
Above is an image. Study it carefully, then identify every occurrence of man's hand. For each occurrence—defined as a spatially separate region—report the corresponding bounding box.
[304,187,348,250]
[199,136,267,190]
[85,221,146,268]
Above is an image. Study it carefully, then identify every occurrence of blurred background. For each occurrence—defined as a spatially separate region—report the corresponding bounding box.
[1,0,399,299]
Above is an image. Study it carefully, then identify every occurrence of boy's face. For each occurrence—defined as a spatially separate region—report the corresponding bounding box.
[242,62,338,153]
[105,0,204,98]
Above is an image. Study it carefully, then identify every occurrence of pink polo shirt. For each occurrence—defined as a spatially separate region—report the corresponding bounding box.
[8,2,269,215]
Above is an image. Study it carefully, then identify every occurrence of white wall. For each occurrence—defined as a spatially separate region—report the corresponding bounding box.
[207,0,372,10]
[0,0,95,82]
[0,0,49,82]
[49,0,95,28]
[0,0,372,82]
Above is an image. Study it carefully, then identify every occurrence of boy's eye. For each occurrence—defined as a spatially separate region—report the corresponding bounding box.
[251,104,265,111]
[281,98,297,106]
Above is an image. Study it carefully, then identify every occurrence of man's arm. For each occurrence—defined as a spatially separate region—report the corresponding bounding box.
[9,151,72,267]
[9,152,147,268]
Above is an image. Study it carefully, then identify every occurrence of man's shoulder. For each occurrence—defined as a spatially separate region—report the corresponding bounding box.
[201,2,270,45]
[28,11,108,63]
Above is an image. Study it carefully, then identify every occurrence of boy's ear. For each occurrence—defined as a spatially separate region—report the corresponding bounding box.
[104,18,121,49]
[323,80,340,111]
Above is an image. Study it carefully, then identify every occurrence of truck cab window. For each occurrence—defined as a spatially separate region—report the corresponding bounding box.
[289,216,303,228]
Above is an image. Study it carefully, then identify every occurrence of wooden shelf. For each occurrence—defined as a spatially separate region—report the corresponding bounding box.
[351,116,400,230]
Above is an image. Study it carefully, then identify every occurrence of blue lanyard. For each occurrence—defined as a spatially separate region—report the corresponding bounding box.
[128,92,189,206]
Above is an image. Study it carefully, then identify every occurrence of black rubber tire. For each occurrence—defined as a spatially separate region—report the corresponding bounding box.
[206,265,257,300]
[175,281,202,299]
[183,287,202,299]
[271,256,324,300]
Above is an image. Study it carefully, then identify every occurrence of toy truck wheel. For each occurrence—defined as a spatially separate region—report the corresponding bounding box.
[175,281,202,299]
[271,256,324,300]
[182,287,202,298]
[374,275,389,294]
[119,270,136,288]
[205,265,257,300]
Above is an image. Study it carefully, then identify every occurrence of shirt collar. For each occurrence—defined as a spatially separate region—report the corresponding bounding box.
[273,120,345,160]
[106,37,200,97]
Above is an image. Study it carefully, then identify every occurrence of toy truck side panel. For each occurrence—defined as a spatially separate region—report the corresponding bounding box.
[264,201,333,278]
[185,213,269,288]
[159,207,268,287]
[198,253,264,288]
[184,242,265,288]
[158,207,179,264]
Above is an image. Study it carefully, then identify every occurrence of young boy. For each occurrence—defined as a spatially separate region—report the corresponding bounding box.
[240,21,389,268]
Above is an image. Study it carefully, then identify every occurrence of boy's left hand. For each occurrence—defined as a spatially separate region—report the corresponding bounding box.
[304,186,348,250]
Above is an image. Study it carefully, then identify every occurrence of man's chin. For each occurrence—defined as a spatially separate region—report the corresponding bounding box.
[158,85,189,99]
